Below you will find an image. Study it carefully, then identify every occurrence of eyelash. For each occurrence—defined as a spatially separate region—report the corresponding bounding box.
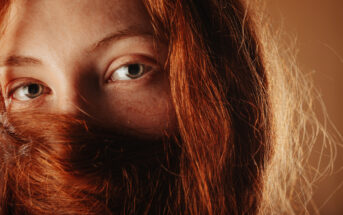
[6,61,156,102]
[7,80,50,101]
[108,63,154,82]
[105,55,158,83]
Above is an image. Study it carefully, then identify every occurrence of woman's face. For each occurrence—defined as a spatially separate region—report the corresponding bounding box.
[0,0,175,138]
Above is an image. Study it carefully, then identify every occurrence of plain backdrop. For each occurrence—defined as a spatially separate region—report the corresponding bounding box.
[267,0,343,214]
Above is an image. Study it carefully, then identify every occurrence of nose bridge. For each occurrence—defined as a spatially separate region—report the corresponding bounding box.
[53,67,88,117]
[56,80,85,115]
[54,66,100,117]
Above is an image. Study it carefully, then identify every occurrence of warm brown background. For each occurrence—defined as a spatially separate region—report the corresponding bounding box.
[267,0,343,214]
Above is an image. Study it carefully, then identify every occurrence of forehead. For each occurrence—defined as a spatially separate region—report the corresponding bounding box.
[0,0,152,59]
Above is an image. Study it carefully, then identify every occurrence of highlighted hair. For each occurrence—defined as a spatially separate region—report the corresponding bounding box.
[0,0,335,214]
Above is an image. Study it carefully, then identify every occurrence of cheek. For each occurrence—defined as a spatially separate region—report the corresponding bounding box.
[99,81,176,138]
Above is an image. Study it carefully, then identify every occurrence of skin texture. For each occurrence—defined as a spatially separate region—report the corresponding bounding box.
[0,0,175,138]
[0,0,320,214]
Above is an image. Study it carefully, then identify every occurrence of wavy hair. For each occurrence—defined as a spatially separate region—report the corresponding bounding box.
[0,0,333,214]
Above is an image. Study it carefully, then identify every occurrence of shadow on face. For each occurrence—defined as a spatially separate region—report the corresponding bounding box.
[0,0,176,139]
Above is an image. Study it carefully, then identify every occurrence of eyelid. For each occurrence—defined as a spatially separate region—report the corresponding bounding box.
[5,78,50,100]
[105,54,160,83]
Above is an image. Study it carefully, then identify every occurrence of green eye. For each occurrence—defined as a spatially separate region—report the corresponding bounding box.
[110,63,147,81]
[13,83,44,101]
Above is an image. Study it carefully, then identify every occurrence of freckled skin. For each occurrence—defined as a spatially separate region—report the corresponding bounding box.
[0,0,176,138]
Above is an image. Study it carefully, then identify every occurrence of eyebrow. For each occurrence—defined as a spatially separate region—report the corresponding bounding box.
[0,55,42,67]
[0,26,154,67]
[87,26,154,53]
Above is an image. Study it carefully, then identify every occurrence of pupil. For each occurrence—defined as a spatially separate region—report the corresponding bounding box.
[128,64,141,76]
[28,84,40,95]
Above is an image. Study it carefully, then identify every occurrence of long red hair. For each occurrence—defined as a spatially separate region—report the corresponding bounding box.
[0,0,328,214]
